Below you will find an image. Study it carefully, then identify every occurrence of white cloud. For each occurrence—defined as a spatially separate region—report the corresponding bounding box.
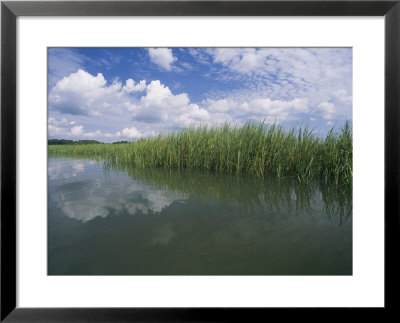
[49,117,102,139]
[48,117,77,137]
[202,48,352,121]
[83,130,102,138]
[55,69,107,92]
[188,48,211,65]
[49,69,315,142]
[48,124,66,136]
[122,127,141,139]
[334,89,352,105]
[211,48,266,74]
[49,70,148,118]
[71,125,84,136]
[204,97,309,123]
[48,117,70,127]
[148,48,177,71]
[123,79,146,93]
[206,99,235,113]
[49,71,213,134]
[246,98,309,116]
[49,69,116,116]
[75,127,158,141]
[318,102,336,120]
[134,80,211,126]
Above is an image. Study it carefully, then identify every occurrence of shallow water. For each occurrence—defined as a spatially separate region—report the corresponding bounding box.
[48,157,352,275]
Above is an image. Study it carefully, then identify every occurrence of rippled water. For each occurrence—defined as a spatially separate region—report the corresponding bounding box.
[48,157,352,275]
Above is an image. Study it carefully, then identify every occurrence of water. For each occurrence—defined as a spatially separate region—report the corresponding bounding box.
[48,157,352,275]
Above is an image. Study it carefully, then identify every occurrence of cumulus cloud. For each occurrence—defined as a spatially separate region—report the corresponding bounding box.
[148,48,177,71]
[49,117,96,139]
[49,69,148,118]
[123,79,146,93]
[46,70,203,134]
[48,117,73,127]
[49,69,318,142]
[49,69,110,116]
[206,98,235,113]
[133,80,211,126]
[71,125,84,136]
[48,124,66,137]
[55,69,107,92]
[121,127,141,139]
[48,117,78,137]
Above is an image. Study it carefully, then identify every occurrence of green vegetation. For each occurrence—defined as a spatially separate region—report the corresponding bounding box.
[111,141,129,144]
[48,139,103,145]
[48,121,352,186]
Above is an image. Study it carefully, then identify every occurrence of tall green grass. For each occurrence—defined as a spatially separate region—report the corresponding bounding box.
[48,121,352,186]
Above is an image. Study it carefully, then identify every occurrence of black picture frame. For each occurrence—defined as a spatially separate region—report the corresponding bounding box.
[1,0,399,321]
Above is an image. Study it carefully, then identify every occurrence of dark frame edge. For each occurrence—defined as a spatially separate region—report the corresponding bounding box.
[1,1,17,322]
[384,0,400,313]
[2,1,399,16]
[1,0,399,322]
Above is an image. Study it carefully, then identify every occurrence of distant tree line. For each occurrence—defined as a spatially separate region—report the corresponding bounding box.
[112,141,129,144]
[48,139,130,145]
[48,139,103,145]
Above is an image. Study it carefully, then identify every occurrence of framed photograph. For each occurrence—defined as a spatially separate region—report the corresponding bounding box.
[1,0,399,321]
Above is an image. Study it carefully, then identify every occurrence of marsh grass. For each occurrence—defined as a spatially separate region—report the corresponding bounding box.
[48,121,352,187]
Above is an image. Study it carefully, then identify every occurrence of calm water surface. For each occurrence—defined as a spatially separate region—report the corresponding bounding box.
[48,157,352,275]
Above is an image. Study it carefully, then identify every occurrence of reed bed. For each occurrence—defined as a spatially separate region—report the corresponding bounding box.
[48,121,352,186]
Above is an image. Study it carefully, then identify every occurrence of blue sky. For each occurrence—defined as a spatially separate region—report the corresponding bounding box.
[48,47,352,142]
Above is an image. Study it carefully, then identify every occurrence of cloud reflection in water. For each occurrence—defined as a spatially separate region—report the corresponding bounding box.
[49,158,188,223]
